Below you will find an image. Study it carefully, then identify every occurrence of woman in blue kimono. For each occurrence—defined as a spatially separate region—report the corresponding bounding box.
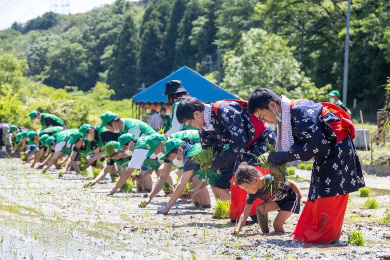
[247,88,365,243]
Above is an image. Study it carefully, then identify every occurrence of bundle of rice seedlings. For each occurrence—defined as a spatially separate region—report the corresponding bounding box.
[256,143,288,182]
[192,147,217,169]
[212,199,230,219]
[364,198,379,209]
[79,169,89,176]
[120,179,134,193]
[359,187,371,197]
[383,209,390,226]
[298,163,306,169]
[348,230,365,246]
[105,143,117,157]
[92,168,102,179]
[163,181,174,196]
[287,167,295,176]
[180,183,191,199]
[138,201,147,208]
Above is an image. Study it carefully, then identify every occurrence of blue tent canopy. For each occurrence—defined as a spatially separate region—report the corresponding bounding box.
[132,66,238,104]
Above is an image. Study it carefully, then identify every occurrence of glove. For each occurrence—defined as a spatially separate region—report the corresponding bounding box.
[1,146,6,152]
[267,152,289,165]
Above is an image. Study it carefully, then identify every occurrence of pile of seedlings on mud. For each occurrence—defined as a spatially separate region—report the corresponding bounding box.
[348,230,365,246]
[212,199,230,219]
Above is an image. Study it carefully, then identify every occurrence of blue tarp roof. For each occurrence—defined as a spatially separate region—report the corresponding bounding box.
[132,66,238,104]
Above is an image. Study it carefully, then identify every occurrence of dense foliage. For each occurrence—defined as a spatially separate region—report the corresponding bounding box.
[1,0,390,121]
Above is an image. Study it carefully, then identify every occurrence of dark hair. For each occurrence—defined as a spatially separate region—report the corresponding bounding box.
[234,162,261,185]
[176,97,205,124]
[247,88,281,114]
[161,106,166,112]
[168,145,186,156]
[106,117,120,127]
[168,92,188,105]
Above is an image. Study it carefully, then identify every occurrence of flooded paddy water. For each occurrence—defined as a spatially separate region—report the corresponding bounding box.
[0,158,389,259]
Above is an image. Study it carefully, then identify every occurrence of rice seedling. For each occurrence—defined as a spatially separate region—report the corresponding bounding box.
[287,167,295,176]
[158,127,165,134]
[306,164,313,170]
[382,209,390,226]
[256,143,287,182]
[163,181,174,196]
[298,163,306,170]
[119,179,133,193]
[180,183,191,199]
[348,230,365,246]
[192,147,217,168]
[364,198,379,209]
[212,200,230,219]
[92,168,102,179]
[105,143,117,157]
[359,187,371,197]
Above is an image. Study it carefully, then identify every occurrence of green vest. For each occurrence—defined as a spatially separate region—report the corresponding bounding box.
[39,126,64,137]
[41,113,64,128]
[123,118,156,138]
[134,136,148,150]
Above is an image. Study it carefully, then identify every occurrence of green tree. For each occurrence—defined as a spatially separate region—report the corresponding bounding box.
[107,14,140,98]
[26,35,57,76]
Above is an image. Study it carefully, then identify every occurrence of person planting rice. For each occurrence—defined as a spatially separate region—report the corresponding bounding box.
[106,133,167,196]
[176,97,276,221]
[29,110,65,129]
[247,87,365,243]
[163,80,196,135]
[41,130,82,174]
[234,162,304,234]
[0,123,15,154]
[84,133,135,187]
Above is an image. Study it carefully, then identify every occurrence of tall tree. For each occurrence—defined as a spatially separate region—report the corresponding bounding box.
[107,14,140,98]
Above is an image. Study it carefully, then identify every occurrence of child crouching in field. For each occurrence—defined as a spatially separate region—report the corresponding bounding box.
[234,163,305,234]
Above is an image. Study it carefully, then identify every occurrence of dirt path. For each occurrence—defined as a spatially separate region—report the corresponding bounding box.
[0,158,389,259]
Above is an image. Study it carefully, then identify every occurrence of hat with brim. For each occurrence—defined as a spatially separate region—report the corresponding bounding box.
[68,131,82,144]
[79,124,92,138]
[164,80,187,96]
[27,131,37,142]
[8,125,18,133]
[100,111,118,127]
[161,138,185,160]
[39,134,50,148]
[328,90,341,98]
[45,136,55,147]
[29,110,37,120]
[119,133,134,147]
[145,133,166,157]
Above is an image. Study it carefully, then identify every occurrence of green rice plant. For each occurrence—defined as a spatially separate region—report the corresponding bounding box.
[157,127,165,134]
[306,164,313,170]
[105,143,117,157]
[359,187,371,197]
[120,179,133,193]
[382,210,390,226]
[287,167,295,176]
[180,183,191,199]
[212,199,230,219]
[256,143,288,182]
[364,198,379,209]
[192,147,217,168]
[298,163,306,170]
[92,168,102,179]
[348,230,365,246]
[163,181,174,196]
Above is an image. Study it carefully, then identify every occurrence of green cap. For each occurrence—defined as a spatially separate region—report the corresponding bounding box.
[79,124,92,138]
[100,111,118,127]
[45,136,55,147]
[161,138,185,160]
[328,90,341,98]
[29,110,38,120]
[68,131,82,144]
[8,125,18,133]
[20,131,28,139]
[15,132,22,143]
[27,131,37,141]
[39,134,50,148]
[106,140,121,151]
[145,133,166,157]
[119,133,134,147]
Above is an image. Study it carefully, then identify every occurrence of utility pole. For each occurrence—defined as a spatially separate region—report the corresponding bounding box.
[342,0,352,105]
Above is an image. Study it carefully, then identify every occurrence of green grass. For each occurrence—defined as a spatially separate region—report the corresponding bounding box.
[348,230,365,246]
[120,179,133,193]
[298,163,306,170]
[212,200,230,219]
[359,187,371,197]
[287,167,295,176]
[364,198,379,209]
[382,210,390,226]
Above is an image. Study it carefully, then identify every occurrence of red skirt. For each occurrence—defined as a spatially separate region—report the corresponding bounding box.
[291,194,348,243]
[229,166,268,221]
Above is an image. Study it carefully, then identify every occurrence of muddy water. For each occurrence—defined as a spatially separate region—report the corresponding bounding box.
[0,159,390,259]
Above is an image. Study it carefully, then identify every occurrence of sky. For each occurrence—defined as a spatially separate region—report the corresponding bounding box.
[0,0,119,30]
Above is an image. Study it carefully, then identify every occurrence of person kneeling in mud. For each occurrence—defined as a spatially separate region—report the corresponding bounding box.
[153,138,211,214]
[234,163,305,234]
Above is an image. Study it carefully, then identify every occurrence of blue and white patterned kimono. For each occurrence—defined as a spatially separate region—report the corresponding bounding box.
[275,99,365,201]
